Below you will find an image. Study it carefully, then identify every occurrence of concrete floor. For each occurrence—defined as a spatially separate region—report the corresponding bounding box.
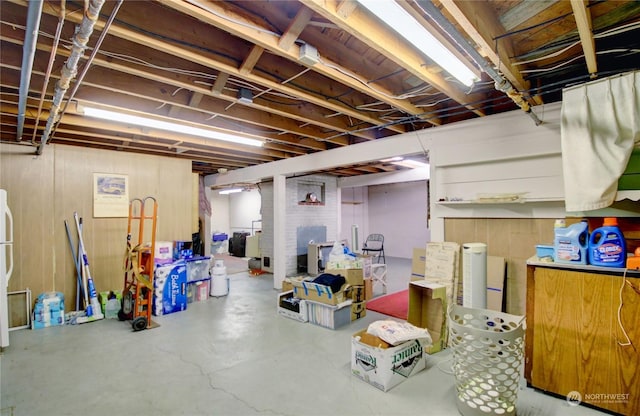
[0,257,607,416]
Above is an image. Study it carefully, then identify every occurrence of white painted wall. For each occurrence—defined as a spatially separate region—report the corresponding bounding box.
[367,181,429,259]
[340,186,368,251]
[210,192,230,240]
[260,175,338,277]
[206,102,576,260]
[210,189,261,254]
[228,189,262,234]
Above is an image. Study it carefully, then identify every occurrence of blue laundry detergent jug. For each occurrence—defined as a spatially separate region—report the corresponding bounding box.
[589,218,626,268]
[554,220,588,265]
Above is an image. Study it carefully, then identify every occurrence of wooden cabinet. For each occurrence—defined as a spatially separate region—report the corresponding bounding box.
[526,262,640,415]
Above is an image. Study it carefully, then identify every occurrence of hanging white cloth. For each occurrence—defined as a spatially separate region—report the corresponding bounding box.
[560,71,640,212]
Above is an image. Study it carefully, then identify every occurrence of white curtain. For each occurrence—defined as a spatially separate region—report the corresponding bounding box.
[561,71,640,212]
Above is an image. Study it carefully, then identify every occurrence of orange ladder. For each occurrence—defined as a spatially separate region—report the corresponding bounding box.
[120,196,159,331]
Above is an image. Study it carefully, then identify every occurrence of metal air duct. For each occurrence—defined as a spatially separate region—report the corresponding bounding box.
[17,0,44,141]
[37,0,106,155]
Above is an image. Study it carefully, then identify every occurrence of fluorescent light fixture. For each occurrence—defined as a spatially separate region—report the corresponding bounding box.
[380,156,404,163]
[82,106,263,147]
[391,158,429,169]
[357,0,478,86]
[219,188,243,195]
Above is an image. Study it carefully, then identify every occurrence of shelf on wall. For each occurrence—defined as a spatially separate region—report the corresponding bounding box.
[435,197,564,205]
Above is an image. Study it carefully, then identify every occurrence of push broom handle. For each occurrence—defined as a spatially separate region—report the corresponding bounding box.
[73,212,102,317]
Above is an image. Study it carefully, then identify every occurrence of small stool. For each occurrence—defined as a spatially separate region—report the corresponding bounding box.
[370,263,387,295]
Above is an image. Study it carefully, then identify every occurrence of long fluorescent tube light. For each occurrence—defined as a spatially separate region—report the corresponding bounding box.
[380,156,404,163]
[357,0,478,87]
[219,188,243,195]
[83,107,264,147]
[392,159,429,169]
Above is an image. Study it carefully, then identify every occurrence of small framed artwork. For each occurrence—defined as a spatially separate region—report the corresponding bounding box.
[93,173,129,217]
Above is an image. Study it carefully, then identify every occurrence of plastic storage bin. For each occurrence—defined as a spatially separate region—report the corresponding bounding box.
[306,300,352,329]
[185,256,210,282]
[448,305,525,416]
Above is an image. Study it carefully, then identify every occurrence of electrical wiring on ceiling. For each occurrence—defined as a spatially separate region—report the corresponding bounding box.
[520,49,640,74]
[512,20,640,66]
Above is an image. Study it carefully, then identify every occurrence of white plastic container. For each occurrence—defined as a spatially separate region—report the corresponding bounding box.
[554,220,588,265]
[210,259,229,297]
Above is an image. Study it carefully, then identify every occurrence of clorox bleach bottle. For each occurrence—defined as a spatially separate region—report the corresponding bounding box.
[210,259,229,297]
[589,218,626,268]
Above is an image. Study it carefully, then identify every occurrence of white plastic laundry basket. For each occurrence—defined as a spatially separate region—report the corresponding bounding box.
[448,305,525,416]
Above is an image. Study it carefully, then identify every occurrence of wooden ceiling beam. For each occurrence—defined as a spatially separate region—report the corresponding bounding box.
[570,0,598,77]
[188,92,204,107]
[0,37,364,145]
[438,0,542,105]
[158,0,420,129]
[500,0,558,31]
[23,0,406,136]
[212,72,230,95]
[239,45,265,74]
[0,60,333,152]
[301,0,484,118]
[279,6,314,51]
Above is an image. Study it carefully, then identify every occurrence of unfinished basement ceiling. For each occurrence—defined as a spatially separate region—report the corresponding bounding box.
[1,0,639,176]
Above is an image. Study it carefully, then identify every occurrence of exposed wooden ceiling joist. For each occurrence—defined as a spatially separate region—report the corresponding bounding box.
[0,0,637,177]
[570,0,598,77]
[438,0,542,105]
[301,0,485,119]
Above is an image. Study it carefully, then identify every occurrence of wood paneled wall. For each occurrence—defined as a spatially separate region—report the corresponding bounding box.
[1,143,193,313]
[444,217,556,315]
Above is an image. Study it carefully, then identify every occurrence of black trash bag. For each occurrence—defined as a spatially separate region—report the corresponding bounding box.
[312,273,346,293]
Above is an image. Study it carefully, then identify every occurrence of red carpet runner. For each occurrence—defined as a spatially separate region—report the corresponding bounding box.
[365,289,409,320]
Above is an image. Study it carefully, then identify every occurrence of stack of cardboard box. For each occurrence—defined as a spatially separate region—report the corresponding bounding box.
[277,257,372,328]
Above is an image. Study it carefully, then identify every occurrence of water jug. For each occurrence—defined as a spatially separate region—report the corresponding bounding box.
[589,218,626,268]
[554,220,588,265]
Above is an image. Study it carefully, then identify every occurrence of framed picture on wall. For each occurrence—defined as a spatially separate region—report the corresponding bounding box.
[93,173,129,218]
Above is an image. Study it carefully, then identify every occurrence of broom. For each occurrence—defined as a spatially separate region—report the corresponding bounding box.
[73,212,104,319]
[64,219,87,312]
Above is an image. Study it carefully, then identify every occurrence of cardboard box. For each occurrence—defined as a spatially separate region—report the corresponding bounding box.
[407,281,447,354]
[412,247,426,280]
[351,329,427,392]
[351,301,366,321]
[307,300,352,329]
[277,291,308,323]
[154,241,174,265]
[187,279,210,303]
[291,279,350,306]
[351,285,365,302]
[364,279,373,301]
[325,254,372,277]
[325,268,364,286]
[487,256,506,312]
[282,276,305,293]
